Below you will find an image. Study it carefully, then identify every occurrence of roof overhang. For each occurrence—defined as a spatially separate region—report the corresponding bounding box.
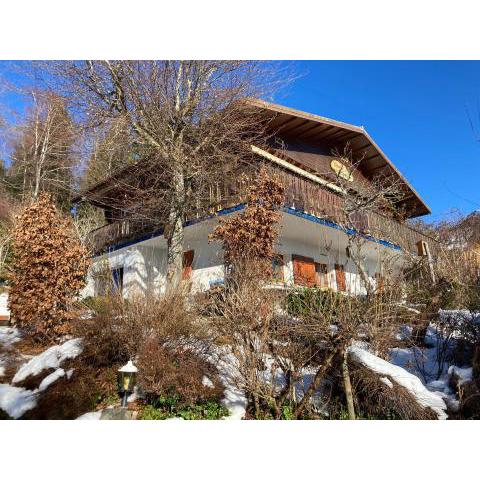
[247,98,431,218]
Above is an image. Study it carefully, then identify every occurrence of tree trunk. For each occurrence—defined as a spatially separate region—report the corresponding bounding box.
[342,349,356,419]
[293,348,338,419]
[348,238,374,297]
[166,168,185,289]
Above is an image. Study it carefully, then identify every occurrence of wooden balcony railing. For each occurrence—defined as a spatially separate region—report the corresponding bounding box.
[87,219,158,253]
[88,163,438,255]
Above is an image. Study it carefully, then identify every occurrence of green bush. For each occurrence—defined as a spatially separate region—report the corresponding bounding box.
[139,397,229,420]
[80,295,117,316]
[286,287,346,317]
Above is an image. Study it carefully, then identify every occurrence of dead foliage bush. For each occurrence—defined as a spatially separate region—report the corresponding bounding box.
[8,193,90,342]
[22,358,118,420]
[136,338,223,407]
[349,364,437,420]
[73,289,215,368]
[210,169,285,278]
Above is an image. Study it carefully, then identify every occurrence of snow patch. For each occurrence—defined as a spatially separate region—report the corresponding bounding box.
[348,345,448,420]
[0,384,38,419]
[76,410,102,420]
[448,366,472,386]
[439,309,480,325]
[216,351,247,420]
[38,368,65,392]
[12,338,82,384]
[202,376,214,388]
[0,293,10,318]
[0,326,21,347]
[380,377,393,389]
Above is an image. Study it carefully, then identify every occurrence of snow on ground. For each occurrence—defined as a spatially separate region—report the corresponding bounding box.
[202,375,214,388]
[389,313,479,413]
[0,293,9,318]
[0,337,83,418]
[0,326,21,347]
[76,410,102,420]
[0,326,22,379]
[439,309,480,325]
[38,368,66,392]
[0,384,38,419]
[348,344,448,420]
[215,351,248,420]
[448,366,472,386]
[12,338,82,384]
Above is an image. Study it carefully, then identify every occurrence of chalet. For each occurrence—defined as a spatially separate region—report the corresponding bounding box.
[75,100,436,297]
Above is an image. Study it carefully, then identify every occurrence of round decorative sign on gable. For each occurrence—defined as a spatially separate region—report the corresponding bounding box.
[330,159,354,182]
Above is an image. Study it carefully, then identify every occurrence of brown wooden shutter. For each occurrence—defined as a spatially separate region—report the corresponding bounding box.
[375,272,384,292]
[335,264,346,292]
[293,255,316,286]
[182,250,194,280]
[315,263,329,288]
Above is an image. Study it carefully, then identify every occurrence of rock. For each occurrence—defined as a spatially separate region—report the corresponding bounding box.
[100,407,136,420]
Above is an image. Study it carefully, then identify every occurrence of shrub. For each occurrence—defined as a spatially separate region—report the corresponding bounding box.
[286,287,344,317]
[349,364,437,420]
[73,289,211,368]
[8,193,90,342]
[22,360,119,420]
[209,169,285,278]
[139,399,228,420]
[136,337,224,408]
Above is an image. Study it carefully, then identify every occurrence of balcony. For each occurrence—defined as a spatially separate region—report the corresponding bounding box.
[87,219,158,253]
[88,164,438,255]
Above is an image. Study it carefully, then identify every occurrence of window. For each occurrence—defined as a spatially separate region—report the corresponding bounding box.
[272,254,285,282]
[111,267,124,293]
[335,264,346,292]
[292,255,316,286]
[182,250,195,280]
[315,263,329,289]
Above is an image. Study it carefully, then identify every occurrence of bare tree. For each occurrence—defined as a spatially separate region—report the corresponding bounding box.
[328,144,407,297]
[41,60,287,288]
[4,89,75,209]
[0,195,17,281]
[81,116,133,189]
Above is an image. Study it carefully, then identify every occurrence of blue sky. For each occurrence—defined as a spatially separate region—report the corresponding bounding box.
[275,61,480,221]
[1,61,479,221]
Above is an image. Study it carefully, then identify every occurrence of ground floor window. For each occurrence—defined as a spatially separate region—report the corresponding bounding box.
[315,262,329,289]
[111,266,124,293]
[272,254,285,282]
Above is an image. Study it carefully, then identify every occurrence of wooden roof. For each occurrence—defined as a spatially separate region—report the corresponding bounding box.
[247,99,431,218]
[75,99,431,219]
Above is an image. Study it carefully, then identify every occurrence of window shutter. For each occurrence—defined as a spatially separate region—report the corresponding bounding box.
[335,264,346,292]
[182,250,194,280]
[293,255,316,286]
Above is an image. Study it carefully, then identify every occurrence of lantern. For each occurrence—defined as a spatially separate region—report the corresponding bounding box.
[118,360,138,407]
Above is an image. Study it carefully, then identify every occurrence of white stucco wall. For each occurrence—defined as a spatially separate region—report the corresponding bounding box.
[84,209,404,298]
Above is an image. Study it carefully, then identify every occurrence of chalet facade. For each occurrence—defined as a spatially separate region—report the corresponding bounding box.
[76,100,436,297]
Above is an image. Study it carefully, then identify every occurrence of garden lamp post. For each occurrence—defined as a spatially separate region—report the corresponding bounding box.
[118,360,138,408]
